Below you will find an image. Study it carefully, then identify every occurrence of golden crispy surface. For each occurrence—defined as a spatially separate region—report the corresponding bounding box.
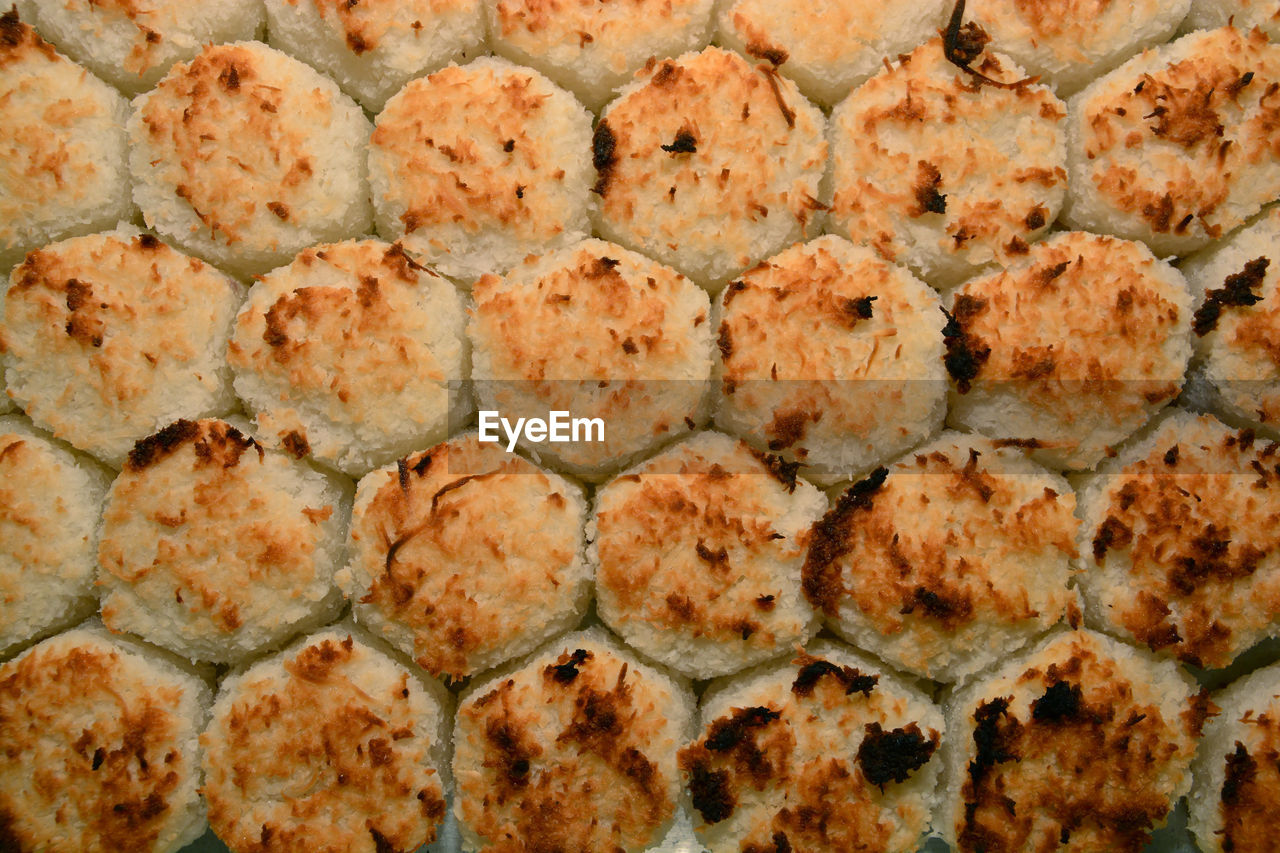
[1071,27,1280,249]
[802,434,1078,680]
[594,46,827,283]
[680,647,941,853]
[202,632,447,853]
[2,231,239,464]
[953,630,1204,853]
[594,433,817,661]
[1082,414,1280,668]
[828,37,1066,283]
[97,419,339,659]
[0,11,127,255]
[285,0,475,54]
[344,435,586,680]
[135,42,361,251]
[0,631,202,853]
[454,636,686,852]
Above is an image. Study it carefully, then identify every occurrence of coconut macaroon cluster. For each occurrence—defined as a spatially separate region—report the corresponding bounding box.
[1075,410,1280,671]
[23,0,263,94]
[129,41,372,279]
[963,0,1190,95]
[201,628,451,853]
[1,227,242,468]
[714,0,949,107]
[339,432,590,682]
[265,0,485,111]
[592,46,828,291]
[803,432,1080,684]
[681,640,944,853]
[369,56,594,285]
[97,418,350,664]
[941,628,1207,852]
[591,431,828,681]
[0,416,111,659]
[1063,26,1280,258]
[453,628,694,853]
[945,231,1193,470]
[228,239,467,478]
[1179,205,1280,438]
[827,36,1067,291]
[0,625,211,853]
[485,0,714,111]
[714,235,947,486]
[1189,661,1280,853]
[469,238,713,481]
[0,11,133,273]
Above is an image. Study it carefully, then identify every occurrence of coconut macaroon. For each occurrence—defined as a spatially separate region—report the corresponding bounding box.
[129,41,372,279]
[962,0,1190,96]
[1063,27,1280,258]
[24,0,263,94]
[469,238,713,481]
[1184,0,1280,40]
[591,431,827,681]
[1178,206,1280,438]
[453,627,694,852]
[802,432,1080,684]
[714,0,948,107]
[681,641,944,853]
[369,57,594,286]
[485,0,714,111]
[265,0,485,112]
[0,417,112,659]
[201,627,451,853]
[827,36,1067,291]
[0,624,211,852]
[0,11,133,273]
[1189,660,1280,853]
[1,226,242,468]
[97,419,350,664]
[714,236,947,486]
[592,46,827,291]
[944,231,1193,471]
[1075,410,1280,670]
[338,432,590,682]
[228,240,466,478]
[940,628,1207,852]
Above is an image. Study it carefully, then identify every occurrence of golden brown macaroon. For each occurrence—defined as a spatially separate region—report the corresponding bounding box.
[592,46,828,291]
[681,640,944,853]
[941,628,1208,852]
[1063,26,1280,257]
[468,238,713,482]
[0,10,133,272]
[1,226,242,468]
[802,431,1080,684]
[944,231,1193,470]
[97,418,351,664]
[201,627,451,853]
[227,239,467,478]
[369,56,595,286]
[826,36,1067,291]
[713,235,947,486]
[591,430,828,681]
[129,41,372,278]
[337,432,590,682]
[0,624,211,853]
[452,627,694,853]
[1076,410,1280,670]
